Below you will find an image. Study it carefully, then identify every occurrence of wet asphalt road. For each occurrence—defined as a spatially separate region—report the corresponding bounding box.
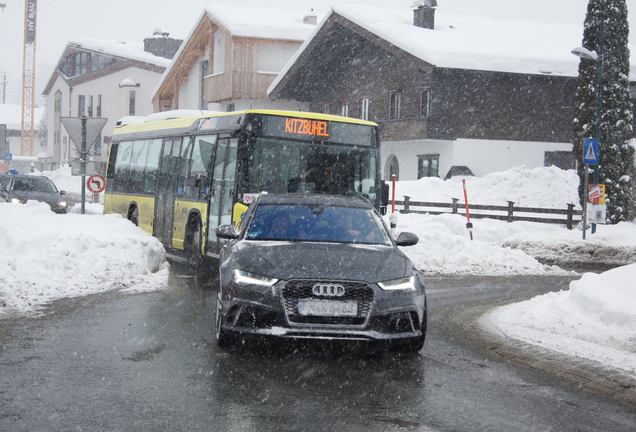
[0,266,635,431]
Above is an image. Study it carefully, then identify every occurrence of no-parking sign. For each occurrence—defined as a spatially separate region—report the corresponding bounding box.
[87,174,106,193]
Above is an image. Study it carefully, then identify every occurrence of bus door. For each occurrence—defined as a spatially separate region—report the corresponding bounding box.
[154,137,182,245]
[206,138,238,257]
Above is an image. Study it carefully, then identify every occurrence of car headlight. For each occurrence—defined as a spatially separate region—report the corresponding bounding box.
[59,201,67,207]
[378,276,415,291]
[232,269,278,287]
[10,197,23,204]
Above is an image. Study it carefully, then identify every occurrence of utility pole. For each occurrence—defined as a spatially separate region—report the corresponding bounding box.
[20,0,37,156]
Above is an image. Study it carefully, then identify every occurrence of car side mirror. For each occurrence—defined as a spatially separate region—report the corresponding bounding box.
[395,231,418,247]
[216,224,239,240]
[60,190,66,195]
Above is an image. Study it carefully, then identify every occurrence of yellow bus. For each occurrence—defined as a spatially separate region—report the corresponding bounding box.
[104,109,385,265]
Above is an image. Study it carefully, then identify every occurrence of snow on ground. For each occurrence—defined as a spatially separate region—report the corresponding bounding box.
[0,200,168,315]
[0,166,634,378]
[481,264,636,376]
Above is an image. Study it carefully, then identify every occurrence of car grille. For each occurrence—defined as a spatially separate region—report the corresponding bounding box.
[282,279,374,326]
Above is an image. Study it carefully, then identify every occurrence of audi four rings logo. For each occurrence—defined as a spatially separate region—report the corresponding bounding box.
[312,284,346,297]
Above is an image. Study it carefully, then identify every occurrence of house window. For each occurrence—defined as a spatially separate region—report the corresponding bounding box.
[389,91,401,120]
[340,100,349,117]
[562,92,574,108]
[96,95,102,117]
[78,95,86,117]
[74,52,88,76]
[545,151,576,170]
[200,60,208,110]
[226,103,235,112]
[88,95,94,117]
[321,103,330,115]
[213,29,226,74]
[360,97,370,121]
[258,43,298,73]
[128,90,136,116]
[420,89,431,117]
[364,44,377,62]
[418,154,439,178]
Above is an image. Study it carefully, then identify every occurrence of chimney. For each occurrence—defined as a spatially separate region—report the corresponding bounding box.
[143,30,183,60]
[303,9,317,25]
[412,0,437,30]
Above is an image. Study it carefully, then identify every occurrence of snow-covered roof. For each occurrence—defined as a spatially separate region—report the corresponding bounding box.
[66,38,172,69]
[204,4,324,41]
[270,5,636,94]
[0,104,45,131]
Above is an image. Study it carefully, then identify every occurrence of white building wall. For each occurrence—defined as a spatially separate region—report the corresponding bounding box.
[45,66,164,169]
[381,138,573,181]
[452,139,573,177]
[178,56,206,110]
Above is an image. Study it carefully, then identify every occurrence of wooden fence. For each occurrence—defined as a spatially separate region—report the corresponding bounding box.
[395,196,582,229]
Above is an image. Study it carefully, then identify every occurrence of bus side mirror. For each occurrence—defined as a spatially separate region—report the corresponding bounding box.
[233,202,249,229]
[381,181,389,206]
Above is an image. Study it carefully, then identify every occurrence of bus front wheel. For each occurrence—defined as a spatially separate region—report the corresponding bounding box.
[186,217,203,269]
[128,206,139,226]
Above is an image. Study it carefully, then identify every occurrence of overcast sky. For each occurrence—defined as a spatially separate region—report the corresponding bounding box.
[0,0,625,107]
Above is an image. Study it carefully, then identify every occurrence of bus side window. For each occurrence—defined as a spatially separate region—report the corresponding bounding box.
[105,143,119,192]
[189,136,217,200]
[130,140,150,194]
[176,137,194,196]
[144,139,162,195]
[114,141,133,192]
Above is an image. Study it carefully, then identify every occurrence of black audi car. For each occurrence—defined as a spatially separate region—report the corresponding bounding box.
[0,174,68,214]
[215,193,426,352]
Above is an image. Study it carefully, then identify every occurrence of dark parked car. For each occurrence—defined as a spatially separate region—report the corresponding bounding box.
[0,175,68,214]
[215,193,426,352]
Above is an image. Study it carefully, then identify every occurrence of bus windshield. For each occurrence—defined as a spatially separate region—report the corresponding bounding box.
[239,137,381,206]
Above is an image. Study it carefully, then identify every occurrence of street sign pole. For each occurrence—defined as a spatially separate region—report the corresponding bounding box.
[583,138,599,239]
[60,116,108,215]
[81,118,87,215]
[582,164,589,240]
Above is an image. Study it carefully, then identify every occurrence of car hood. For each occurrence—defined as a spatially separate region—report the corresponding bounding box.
[231,240,412,283]
[12,191,62,205]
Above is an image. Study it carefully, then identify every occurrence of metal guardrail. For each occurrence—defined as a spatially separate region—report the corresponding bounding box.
[396,196,583,230]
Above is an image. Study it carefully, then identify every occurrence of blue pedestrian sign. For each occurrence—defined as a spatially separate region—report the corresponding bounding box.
[584,139,599,165]
[4,153,11,161]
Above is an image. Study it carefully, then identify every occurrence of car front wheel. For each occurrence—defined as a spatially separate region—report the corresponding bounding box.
[215,293,232,347]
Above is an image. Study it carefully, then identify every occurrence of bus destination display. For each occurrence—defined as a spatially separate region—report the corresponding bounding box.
[284,118,329,138]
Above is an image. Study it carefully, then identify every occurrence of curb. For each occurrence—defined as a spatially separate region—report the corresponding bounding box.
[436,299,636,407]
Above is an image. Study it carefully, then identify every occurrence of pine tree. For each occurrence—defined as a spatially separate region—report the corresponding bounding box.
[573,0,634,224]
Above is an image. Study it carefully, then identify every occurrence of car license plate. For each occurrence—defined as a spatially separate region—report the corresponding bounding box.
[298,300,358,317]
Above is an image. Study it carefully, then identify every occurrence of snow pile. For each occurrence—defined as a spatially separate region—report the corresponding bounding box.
[395,213,562,275]
[41,165,83,194]
[0,201,168,315]
[393,165,581,208]
[482,264,636,375]
[390,165,636,274]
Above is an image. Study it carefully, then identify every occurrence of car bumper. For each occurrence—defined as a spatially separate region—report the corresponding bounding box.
[218,279,426,342]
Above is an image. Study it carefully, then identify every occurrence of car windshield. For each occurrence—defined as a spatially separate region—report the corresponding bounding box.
[13,178,58,193]
[246,204,392,245]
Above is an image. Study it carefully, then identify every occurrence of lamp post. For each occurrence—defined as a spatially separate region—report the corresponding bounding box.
[571,0,605,236]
